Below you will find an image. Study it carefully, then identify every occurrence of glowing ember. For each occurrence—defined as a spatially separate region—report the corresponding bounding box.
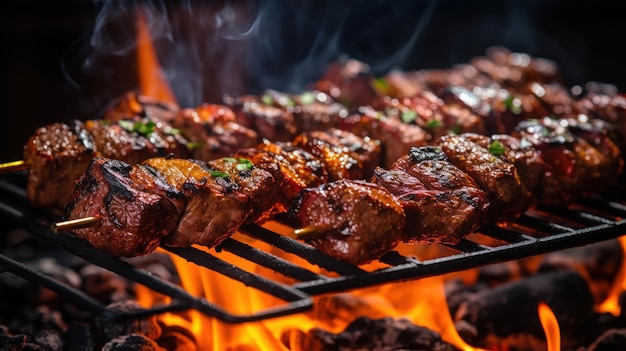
[538,302,561,351]
[597,235,626,316]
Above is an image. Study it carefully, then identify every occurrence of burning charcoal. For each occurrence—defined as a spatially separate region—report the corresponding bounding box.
[125,253,179,284]
[477,260,523,287]
[95,301,162,342]
[0,325,26,351]
[445,279,488,318]
[538,239,623,304]
[26,258,82,306]
[454,270,595,350]
[155,323,197,351]
[79,264,133,303]
[586,329,626,351]
[101,334,166,351]
[291,316,461,351]
[64,323,98,351]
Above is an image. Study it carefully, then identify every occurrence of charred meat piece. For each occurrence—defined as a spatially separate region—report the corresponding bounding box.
[101,91,180,124]
[434,134,525,223]
[341,107,430,168]
[24,121,97,209]
[291,131,364,181]
[373,146,490,244]
[288,179,405,265]
[64,158,180,257]
[463,133,545,214]
[226,95,298,142]
[576,91,626,151]
[256,139,329,188]
[312,128,381,179]
[262,90,350,133]
[141,158,256,249]
[313,58,382,109]
[206,157,277,223]
[171,104,258,161]
[85,119,190,165]
[513,117,619,206]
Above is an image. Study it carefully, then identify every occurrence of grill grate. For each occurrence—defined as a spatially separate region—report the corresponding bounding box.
[1,173,626,322]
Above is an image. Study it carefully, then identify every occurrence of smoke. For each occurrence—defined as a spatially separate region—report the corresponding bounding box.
[62,0,599,112]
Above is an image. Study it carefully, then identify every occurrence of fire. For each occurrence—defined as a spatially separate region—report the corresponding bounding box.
[136,9,176,105]
[538,302,561,351]
[597,235,626,316]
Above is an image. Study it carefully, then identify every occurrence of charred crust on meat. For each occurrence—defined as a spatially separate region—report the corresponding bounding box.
[409,146,446,163]
[70,119,96,151]
[101,160,135,201]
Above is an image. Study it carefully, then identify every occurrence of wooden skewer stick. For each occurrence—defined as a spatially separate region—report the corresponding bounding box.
[52,216,102,233]
[0,160,29,174]
[293,226,326,238]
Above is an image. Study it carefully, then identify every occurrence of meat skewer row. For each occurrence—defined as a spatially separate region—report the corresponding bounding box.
[57,126,381,257]
[58,119,623,266]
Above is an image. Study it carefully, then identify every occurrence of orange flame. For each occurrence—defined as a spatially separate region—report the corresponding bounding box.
[596,235,626,316]
[136,9,177,104]
[538,302,561,351]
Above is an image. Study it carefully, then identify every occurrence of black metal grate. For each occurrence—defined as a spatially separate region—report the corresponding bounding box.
[1,173,626,323]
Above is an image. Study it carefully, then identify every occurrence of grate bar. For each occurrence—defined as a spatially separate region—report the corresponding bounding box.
[2,174,626,322]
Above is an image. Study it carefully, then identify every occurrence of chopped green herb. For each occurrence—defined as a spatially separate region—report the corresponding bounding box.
[300,91,315,105]
[284,96,296,107]
[503,95,522,115]
[401,110,417,124]
[371,77,391,95]
[235,158,254,171]
[488,140,506,156]
[425,119,443,129]
[165,127,181,135]
[186,142,205,150]
[223,157,237,163]
[448,124,461,135]
[118,120,156,136]
[261,94,274,105]
[209,170,230,178]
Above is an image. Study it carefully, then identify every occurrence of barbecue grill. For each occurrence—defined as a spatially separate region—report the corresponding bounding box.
[2,169,625,323]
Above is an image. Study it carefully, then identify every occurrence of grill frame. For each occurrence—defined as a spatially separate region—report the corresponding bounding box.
[1,173,626,323]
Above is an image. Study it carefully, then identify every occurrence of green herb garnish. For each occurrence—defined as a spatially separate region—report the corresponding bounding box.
[425,119,443,129]
[371,77,391,95]
[503,95,522,115]
[300,91,315,105]
[488,140,506,156]
[209,170,230,178]
[186,142,206,150]
[235,158,254,171]
[165,127,181,135]
[401,110,417,124]
[261,94,274,105]
[118,120,156,136]
[448,124,461,135]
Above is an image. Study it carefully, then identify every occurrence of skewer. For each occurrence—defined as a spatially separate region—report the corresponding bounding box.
[293,226,326,238]
[0,160,29,174]
[52,216,102,234]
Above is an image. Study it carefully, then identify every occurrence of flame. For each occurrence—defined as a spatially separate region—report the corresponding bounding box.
[134,228,488,351]
[596,235,626,316]
[538,302,561,351]
[136,9,176,104]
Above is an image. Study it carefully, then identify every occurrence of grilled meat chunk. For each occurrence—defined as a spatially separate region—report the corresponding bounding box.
[292,130,365,181]
[171,104,258,161]
[256,139,329,188]
[206,157,277,223]
[101,91,180,124]
[226,95,298,142]
[513,117,617,206]
[341,107,430,168]
[372,146,489,244]
[313,58,382,110]
[289,179,405,265]
[64,158,180,257]
[24,121,97,209]
[141,158,259,249]
[435,134,525,223]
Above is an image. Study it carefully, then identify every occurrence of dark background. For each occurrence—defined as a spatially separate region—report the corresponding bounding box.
[1,0,625,161]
